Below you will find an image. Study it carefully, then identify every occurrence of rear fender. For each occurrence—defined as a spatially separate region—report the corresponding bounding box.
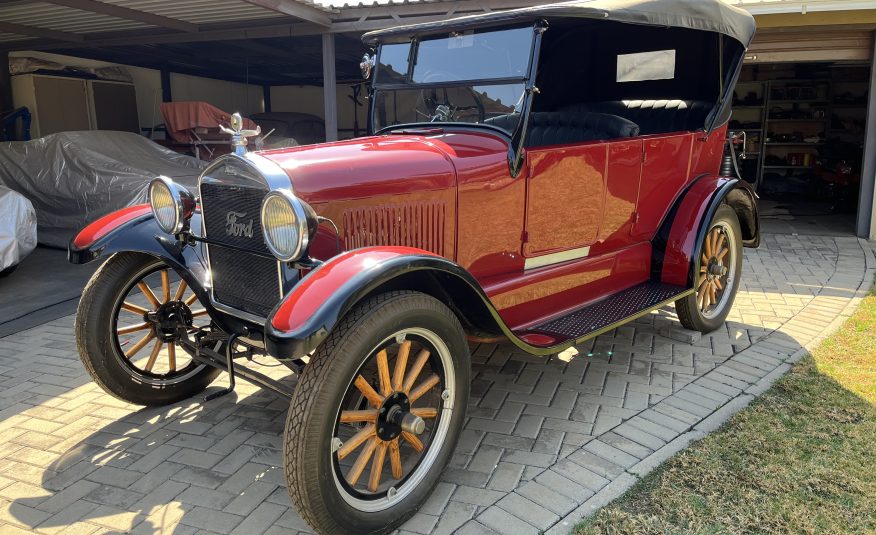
[264,247,550,360]
[654,176,760,288]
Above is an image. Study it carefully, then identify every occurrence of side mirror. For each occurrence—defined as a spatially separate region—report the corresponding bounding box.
[360,54,376,80]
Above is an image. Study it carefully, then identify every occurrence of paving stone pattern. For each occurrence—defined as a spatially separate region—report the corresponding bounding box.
[0,234,872,535]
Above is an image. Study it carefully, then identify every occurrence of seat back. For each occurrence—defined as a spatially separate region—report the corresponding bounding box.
[562,100,713,135]
[486,111,639,148]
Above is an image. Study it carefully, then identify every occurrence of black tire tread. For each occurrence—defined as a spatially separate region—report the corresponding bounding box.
[284,290,465,535]
[75,252,219,406]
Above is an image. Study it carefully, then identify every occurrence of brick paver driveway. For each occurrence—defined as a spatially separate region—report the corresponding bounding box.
[0,234,873,535]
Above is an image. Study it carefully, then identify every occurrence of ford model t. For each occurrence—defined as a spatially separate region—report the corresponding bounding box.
[69,1,758,533]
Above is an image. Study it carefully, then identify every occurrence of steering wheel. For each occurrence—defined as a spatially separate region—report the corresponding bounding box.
[415,72,486,123]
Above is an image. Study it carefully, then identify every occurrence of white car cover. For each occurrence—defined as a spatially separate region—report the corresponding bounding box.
[0,185,37,271]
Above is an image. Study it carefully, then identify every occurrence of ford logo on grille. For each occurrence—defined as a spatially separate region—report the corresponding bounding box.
[226,211,254,238]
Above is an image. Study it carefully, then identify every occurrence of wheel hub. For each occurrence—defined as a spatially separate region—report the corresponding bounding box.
[376,391,424,440]
[146,301,193,342]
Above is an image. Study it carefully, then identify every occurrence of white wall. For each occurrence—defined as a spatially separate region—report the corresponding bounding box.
[272,83,369,138]
[9,51,264,132]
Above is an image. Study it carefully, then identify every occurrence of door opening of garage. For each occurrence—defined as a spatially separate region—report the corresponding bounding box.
[731,61,873,237]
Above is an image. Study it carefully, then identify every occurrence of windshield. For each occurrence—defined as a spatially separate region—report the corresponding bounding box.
[372,26,534,134]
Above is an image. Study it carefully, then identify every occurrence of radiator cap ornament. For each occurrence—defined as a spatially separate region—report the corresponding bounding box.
[220,112,261,155]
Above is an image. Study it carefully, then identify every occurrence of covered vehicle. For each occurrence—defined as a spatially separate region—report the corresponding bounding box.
[0,185,37,275]
[0,131,205,247]
[68,1,758,534]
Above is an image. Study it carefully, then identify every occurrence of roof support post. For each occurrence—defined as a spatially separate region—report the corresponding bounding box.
[161,67,172,103]
[859,31,876,240]
[322,32,338,142]
[1,51,12,114]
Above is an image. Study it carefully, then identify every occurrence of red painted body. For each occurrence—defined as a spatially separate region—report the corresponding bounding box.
[261,124,728,333]
[72,204,152,249]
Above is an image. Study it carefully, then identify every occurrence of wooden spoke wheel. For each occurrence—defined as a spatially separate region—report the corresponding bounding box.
[283,291,470,534]
[697,222,735,318]
[113,263,208,380]
[676,204,743,333]
[75,252,220,406]
[332,331,449,502]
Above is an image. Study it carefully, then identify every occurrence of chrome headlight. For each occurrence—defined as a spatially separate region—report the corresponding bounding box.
[261,189,315,262]
[149,176,195,234]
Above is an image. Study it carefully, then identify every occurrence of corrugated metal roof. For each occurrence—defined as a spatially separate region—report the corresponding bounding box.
[100,0,286,25]
[1,2,150,33]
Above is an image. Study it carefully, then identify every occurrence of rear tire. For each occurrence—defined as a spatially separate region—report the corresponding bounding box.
[284,291,470,535]
[676,204,743,333]
[75,252,219,406]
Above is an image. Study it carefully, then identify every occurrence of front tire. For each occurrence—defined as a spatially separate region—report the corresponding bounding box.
[676,204,743,333]
[75,252,220,406]
[284,291,470,535]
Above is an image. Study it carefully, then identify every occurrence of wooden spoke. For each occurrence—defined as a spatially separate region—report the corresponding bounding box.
[160,270,171,303]
[392,340,411,391]
[708,283,717,308]
[715,233,726,256]
[353,376,384,408]
[117,322,151,335]
[346,437,378,486]
[340,410,378,423]
[368,441,388,492]
[401,431,424,453]
[376,350,392,396]
[190,309,209,318]
[168,344,176,373]
[717,247,730,262]
[411,407,438,419]
[137,281,161,309]
[337,423,375,461]
[184,293,199,306]
[388,438,403,479]
[700,266,708,274]
[122,302,149,315]
[701,253,709,265]
[124,331,155,359]
[143,339,163,372]
[408,373,440,404]
[697,280,709,311]
[402,349,431,393]
[715,278,723,291]
[173,279,188,302]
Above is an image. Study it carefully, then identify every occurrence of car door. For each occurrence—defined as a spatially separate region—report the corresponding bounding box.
[523,138,643,261]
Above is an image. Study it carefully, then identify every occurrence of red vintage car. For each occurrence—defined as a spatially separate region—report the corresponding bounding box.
[69,1,758,533]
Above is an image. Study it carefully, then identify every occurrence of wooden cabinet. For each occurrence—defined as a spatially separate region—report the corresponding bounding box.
[11,74,139,138]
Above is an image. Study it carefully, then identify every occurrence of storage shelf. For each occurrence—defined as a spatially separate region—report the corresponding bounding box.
[763,165,814,170]
[768,99,829,105]
[765,142,823,147]
[767,118,828,123]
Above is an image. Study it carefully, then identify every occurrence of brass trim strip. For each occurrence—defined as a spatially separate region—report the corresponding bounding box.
[524,245,591,271]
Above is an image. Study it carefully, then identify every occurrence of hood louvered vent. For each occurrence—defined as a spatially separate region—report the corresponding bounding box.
[343,201,446,256]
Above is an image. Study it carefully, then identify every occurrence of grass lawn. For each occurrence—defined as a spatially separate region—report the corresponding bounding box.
[575,279,876,535]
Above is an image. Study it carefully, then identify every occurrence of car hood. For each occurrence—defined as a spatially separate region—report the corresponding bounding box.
[257,134,460,205]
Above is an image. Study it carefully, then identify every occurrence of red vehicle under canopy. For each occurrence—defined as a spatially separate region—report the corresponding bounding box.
[69,1,758,533]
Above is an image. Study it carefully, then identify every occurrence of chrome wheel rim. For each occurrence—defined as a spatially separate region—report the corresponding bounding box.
[697,222,737,319]
[110,263,208,384]
[330,327,455,512]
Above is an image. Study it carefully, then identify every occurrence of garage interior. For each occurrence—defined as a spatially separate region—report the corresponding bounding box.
[731,28,875,237]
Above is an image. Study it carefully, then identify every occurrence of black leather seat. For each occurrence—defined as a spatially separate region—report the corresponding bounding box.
[485,111,639,148]
[562,100,713,135]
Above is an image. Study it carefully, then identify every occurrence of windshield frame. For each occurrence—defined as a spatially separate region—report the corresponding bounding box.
[369,23,540,137]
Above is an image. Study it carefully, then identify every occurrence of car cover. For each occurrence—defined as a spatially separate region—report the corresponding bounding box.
[0,185,37,271]
[0,131,206,248]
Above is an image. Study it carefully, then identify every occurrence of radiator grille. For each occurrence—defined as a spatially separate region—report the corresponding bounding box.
[209,244,279,318]
[342,202,446,256]
[200,182,269,254]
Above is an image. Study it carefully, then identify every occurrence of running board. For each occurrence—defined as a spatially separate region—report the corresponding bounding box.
[521,282,692,346]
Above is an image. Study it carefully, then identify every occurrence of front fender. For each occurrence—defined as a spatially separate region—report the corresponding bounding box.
[67,207,248,333]
[655,176,760,288]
